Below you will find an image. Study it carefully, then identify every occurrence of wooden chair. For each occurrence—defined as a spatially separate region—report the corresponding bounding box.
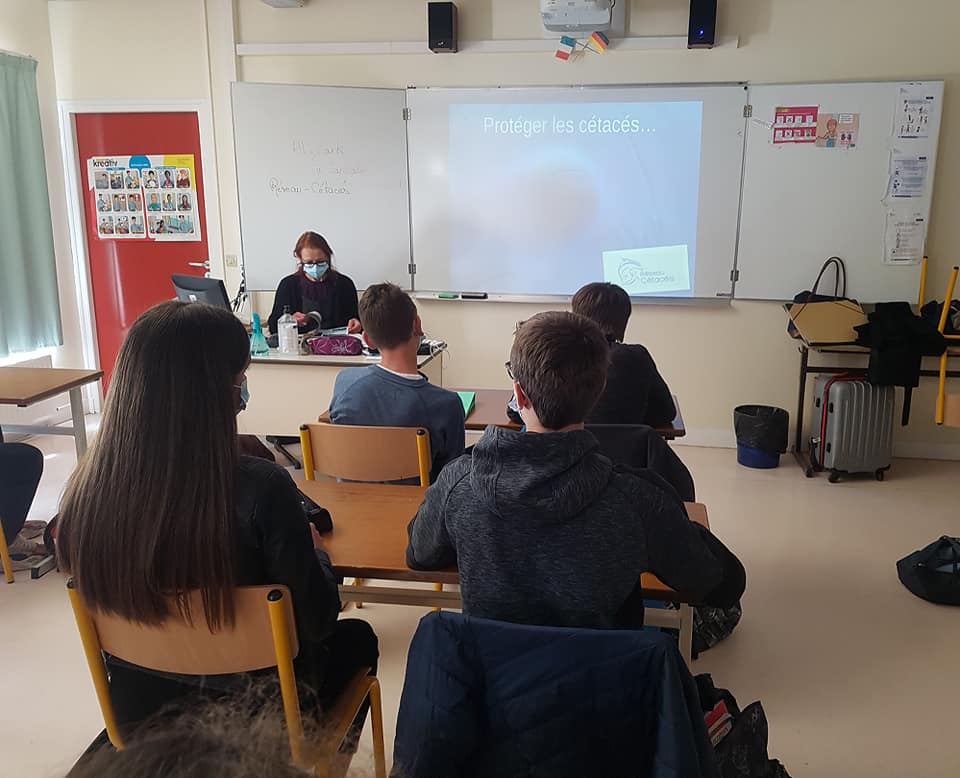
[66,580,386,778]
[299,422,431,486]
[935,265,960,426]
[299,422,440,607]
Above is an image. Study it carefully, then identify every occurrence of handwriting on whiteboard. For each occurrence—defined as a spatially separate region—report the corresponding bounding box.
[269,177,352,197]
[292,139,344,157]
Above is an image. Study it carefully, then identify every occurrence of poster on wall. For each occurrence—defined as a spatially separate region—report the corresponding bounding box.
[87,154,200,242]
[772,105,818,145]
[815,112,859,149]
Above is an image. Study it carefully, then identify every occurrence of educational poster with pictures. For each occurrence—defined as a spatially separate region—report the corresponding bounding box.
[815,112,859,149]
[772,106,818,144]
[87,153,199,242]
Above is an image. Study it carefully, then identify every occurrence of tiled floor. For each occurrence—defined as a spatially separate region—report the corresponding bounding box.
[3,426,960,776]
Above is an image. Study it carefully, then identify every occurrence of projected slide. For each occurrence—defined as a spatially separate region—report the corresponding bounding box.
[447,101,703,296]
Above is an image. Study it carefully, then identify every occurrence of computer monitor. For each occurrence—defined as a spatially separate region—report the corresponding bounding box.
[171,274,231,310]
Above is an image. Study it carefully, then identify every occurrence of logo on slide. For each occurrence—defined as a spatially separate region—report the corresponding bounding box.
[602,245,691,295]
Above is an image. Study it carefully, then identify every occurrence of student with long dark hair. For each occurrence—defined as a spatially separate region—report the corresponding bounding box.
[57,300,377,726]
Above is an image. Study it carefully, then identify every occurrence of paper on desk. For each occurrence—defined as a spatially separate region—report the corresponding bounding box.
[787,299,867,346]
[883,210,926,265]
[895,84,936,139]
[886,151,929,199]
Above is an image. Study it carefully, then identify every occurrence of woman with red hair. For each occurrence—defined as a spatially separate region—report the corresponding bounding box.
[267,231,361,335]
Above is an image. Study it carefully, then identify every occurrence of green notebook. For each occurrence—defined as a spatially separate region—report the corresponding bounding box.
[456,391,476,417]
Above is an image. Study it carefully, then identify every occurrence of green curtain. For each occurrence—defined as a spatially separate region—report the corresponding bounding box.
[0,53,63,358]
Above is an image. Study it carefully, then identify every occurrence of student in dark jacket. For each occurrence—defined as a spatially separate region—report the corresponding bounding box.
[572,282,676,426]
[267,231,361,335]
[406,311,744,630]
[57,300,377,727]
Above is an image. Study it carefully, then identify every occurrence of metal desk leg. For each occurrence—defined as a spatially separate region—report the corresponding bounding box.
[69,387,88,458]
[795,346,808,455]
[678,604,694,665]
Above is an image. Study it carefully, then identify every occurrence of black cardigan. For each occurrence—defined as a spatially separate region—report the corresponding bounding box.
[267,272,359,334]
[586,342,676,427]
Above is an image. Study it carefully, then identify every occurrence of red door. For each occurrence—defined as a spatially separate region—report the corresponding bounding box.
[75,112,211,386]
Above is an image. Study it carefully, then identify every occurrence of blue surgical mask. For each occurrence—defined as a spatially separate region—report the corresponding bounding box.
[303,262,328,280]
[234,379,250,412]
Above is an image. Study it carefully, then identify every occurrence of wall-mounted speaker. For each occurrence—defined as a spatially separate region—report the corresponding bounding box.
[688,0,717,49]
[428,2,458,54]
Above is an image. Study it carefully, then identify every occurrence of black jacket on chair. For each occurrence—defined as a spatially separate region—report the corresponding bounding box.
[393,612,720,778]
[855,301,946,424]
[586,424,695,502]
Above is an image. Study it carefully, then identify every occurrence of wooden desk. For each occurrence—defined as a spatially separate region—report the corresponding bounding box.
[298,478,707,663]
[0,367,102,456]
[462,389,686,440]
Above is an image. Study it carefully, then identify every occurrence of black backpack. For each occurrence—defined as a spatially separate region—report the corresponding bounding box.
[897,536,960,605]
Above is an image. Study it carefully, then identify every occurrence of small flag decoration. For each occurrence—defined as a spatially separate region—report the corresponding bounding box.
[589,31,609,52]
[555,35,576,60]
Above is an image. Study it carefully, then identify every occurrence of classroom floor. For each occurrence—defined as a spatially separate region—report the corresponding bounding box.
[3,425,960,777]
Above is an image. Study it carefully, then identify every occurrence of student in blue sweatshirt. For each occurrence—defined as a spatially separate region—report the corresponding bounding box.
[329,283,465,482]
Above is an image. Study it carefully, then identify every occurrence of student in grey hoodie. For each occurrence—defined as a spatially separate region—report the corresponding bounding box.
[406,311,745,629]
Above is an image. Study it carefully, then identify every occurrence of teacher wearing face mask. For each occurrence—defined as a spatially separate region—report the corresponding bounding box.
[267,231,361,336]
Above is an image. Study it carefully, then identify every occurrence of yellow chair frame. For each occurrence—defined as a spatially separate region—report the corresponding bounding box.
[0,521,13,584]
[299,422,431,487]
[935,265,960,426]
[66,580,386,778]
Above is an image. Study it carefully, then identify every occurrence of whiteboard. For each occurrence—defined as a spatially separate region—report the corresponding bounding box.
[736,81,943,301]
[232,83,410,292]
[406,84,747,300]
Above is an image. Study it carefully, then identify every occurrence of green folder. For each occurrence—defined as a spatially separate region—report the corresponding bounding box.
[456,391,476,417]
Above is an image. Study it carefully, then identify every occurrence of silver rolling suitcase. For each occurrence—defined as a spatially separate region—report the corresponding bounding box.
[811,376,894,482]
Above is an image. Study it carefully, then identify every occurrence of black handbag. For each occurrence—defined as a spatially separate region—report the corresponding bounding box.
[787,257,856,339]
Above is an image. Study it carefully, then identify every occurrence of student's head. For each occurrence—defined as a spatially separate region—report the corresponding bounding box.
[359,283,421,352]
[571,282,632,343]
[57,300,250,631]
[293,231,334,280]
[509,312,608,431]
[150,193,158,203]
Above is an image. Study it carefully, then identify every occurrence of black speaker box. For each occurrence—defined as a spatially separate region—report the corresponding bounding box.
[688,0,717,49]
[428,2,458,53]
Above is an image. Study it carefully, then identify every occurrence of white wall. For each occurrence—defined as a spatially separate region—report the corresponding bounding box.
[0,0,83,371]
[43,0,960,454]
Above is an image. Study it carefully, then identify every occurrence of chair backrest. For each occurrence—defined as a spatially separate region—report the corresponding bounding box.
[300,422,431,485]
[586,424,696,502]
[68,581,306,760]
[86,585,298,676]
[0,442,44,543]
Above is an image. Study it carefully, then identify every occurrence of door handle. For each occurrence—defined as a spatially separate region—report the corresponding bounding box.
[188,260,211,278]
